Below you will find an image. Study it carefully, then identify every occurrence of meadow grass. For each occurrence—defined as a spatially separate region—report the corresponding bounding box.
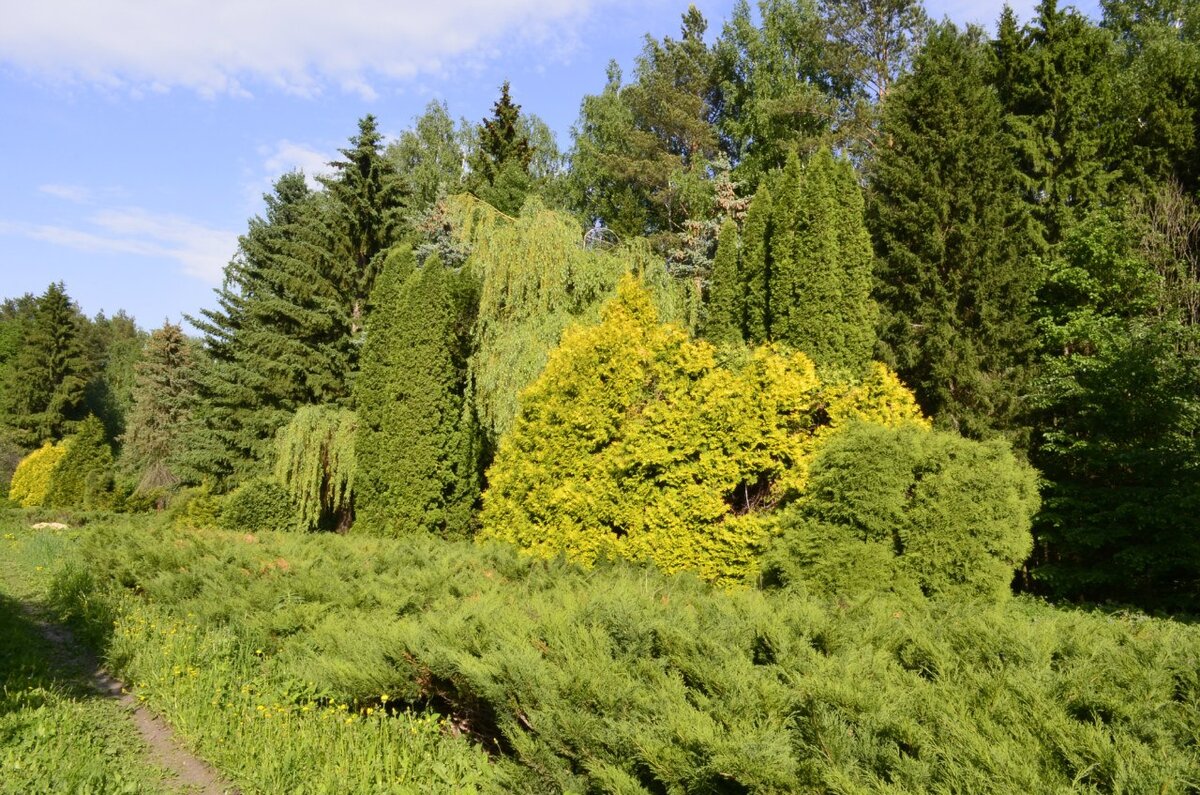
[0,523,173,794]
[2,511,508,794]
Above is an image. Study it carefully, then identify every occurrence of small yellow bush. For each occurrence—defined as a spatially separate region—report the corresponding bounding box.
[8,441,71,508]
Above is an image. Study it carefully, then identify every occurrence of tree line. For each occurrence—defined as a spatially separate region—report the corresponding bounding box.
[3,0,1199,611]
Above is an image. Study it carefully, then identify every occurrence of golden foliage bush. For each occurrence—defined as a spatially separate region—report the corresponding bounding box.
[7,441,70,508]
[481,275,924,584]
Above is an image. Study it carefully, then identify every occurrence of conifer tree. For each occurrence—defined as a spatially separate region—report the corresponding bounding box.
[44,414,113,509]
[871,22,1037,438]
[740,183,773,343]
[703,219,742,345]
[183,173,334,483]
[994,0,1120,248]
[320,114,406,322]
[185,116,406,486]
[468,82,535,216]
[354,248,479,537]
[766,149,876,371]
[711,0,835,189]
[1,283,92,446]
[122,322,196,492]
[569,8,719,238]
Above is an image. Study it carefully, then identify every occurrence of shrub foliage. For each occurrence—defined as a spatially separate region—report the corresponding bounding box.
[766,421,1040,600]
[7,440,70,508]
[481,275,924,584]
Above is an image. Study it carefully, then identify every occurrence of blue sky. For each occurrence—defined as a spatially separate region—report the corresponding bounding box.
[0,0,1098,331]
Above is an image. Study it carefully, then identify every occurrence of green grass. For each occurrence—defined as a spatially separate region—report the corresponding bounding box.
[0,512,510,794]
[35,510,1200,794]
[0,523,173,794]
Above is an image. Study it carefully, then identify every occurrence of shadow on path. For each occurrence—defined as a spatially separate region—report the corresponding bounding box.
[0,590,238,795]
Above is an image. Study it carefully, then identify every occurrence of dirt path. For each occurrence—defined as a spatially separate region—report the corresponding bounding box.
[24,607,239,795]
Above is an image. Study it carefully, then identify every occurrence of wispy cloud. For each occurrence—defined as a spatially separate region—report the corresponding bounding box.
[0,0,610,97]
[262,140,335,186]
[38,184,92,203]
[0,209,236,284]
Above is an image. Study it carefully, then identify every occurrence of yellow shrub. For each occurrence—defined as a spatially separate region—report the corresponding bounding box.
[481,276,927,586]
[8,441,71,508]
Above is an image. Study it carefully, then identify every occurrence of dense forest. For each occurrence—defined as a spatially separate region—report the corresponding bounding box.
[5,0,1200,612]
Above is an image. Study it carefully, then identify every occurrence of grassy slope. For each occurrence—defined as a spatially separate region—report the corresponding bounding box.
[0,524,173,794]
[39,511,1200,794]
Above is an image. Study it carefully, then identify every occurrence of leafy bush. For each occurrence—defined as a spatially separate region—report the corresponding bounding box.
[168,481,221,530]
[481,275,925,585]
[220,479,301,534]
[7,441,69,508]
[45,415,114,510]
[765,422,1040,600]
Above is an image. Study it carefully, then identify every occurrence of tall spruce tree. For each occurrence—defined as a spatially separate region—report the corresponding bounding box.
[994,0,1120,249]
[319,114,406,327]
[122,322,197,492]
[467,82,535,216]
[870,22,1038,439]
[185,118,405,486]
[354,248,479,537]
[1,283,92,446]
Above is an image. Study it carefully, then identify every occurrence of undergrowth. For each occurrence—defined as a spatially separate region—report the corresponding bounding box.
[36,513,1200,794]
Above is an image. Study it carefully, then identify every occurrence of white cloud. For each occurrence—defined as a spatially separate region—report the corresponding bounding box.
[0,0,607,96]
[261,140,335,186]
[0,209,236,285]
[38,184,92,203]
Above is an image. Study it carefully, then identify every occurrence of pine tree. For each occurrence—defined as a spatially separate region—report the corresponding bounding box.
[1,283,92,446]
[703,219,742,345]
[122,322,197,492]
[711,0,836,190]
[871,22,1038,439]
[568,7,720,239]
[354,248,479,537]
